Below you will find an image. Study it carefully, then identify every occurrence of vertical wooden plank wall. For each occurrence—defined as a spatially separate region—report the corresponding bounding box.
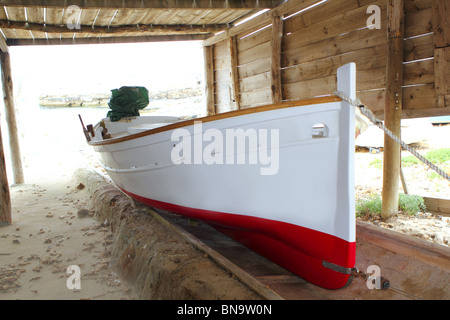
[237,26,273,109]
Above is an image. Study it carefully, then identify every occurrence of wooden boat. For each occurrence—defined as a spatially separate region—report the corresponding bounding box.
[85,63,357,290]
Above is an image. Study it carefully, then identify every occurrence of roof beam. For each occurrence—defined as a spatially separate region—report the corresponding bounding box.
[6,34,208,46]
[0,20,227,35]
[0,0,284,9]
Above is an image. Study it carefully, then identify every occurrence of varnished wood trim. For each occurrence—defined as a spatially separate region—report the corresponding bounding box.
[88,95,342,146]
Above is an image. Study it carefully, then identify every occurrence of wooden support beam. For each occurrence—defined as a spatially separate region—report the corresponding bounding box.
[203,45,215,116]
[381,0,404,220]
[432,0,450,48]
[229,36,240,110]
[434,47,450,108]
[0,20,227,35]
[270,15,283,104]
[0,51,24,185]
[0,0,281,9]
[0,120,11,226]
[7,34,208,46]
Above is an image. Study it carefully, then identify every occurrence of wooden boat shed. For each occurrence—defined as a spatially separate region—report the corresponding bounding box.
[0,0,448,225]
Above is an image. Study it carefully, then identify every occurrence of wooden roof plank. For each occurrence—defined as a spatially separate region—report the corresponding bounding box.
[0,7,15,40]
[109,9,130,26]
[25,7,44,23]
[0,0,282,9]
[178,9,211,25]
[45,7,64,25]
[4,7,31,38]
[119,8,150,25]
[92,9,117,26]
[205,9,250,25]
[79,8,100,27]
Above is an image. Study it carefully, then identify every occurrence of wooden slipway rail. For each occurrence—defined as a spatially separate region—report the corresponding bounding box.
[150,209,450,300]
[79,169,449,300]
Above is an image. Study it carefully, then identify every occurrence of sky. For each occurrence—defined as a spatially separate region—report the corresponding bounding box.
[9,40,205,97]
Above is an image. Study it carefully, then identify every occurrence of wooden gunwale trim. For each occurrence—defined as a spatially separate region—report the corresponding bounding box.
[88,95,342,146]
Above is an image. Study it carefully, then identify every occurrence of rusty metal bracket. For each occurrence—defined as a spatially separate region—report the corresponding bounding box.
[322,260,353,275]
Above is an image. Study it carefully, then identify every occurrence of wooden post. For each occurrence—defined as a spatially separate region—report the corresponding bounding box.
[0,118,11,226]
[229,36,240,110]
[203,45,215,116]
[382,0,404,220]
[432,1,450,109]
[1,51,24,185]
[431,0,450,49]
[270,15,283,104]
[0,40,11,225]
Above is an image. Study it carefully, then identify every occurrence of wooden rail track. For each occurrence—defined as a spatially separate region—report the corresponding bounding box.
[144,205,450,300]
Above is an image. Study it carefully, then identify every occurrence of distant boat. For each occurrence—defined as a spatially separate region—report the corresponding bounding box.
[430,116,450,125]
[40,87,203,108]
[84,63,357,290]
[39,94,110,108]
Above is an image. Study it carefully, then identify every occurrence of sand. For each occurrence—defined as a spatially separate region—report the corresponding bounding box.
[0,174,136,300]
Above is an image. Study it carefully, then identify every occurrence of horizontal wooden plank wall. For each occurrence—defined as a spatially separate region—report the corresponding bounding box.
[204,0,450,119]
[283,0,387,114]
[213,38,240,113]
[237,26,273,108]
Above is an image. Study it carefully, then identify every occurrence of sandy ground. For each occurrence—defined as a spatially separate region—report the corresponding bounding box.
[0,99,206,300]
[0,173,136,299]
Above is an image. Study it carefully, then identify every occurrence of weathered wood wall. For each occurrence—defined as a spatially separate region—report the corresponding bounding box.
[204,0,450,119]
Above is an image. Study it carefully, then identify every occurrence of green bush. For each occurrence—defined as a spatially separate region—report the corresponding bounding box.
[398,193,426,215]
[401,155,419,167]
[402,148,450,167]
[356,194,382,218]
[369,158,383,169]
[356,193,426,218]
[425,148,450,164]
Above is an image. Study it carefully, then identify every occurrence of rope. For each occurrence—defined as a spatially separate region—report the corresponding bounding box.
[334,91,450,182]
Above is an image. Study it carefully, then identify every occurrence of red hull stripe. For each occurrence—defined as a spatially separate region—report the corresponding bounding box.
[121,188,356,289]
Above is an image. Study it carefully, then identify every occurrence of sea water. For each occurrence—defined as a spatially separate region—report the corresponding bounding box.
[2,96,204,184]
